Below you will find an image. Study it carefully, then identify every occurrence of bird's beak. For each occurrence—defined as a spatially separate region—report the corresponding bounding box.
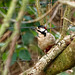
[35,27,37,30]
[35,27,39,33]
[31,27,36,30]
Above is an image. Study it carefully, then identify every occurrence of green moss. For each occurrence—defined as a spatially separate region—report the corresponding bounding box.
[45,40,75,75]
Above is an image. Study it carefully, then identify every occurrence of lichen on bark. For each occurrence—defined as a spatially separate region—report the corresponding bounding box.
[45,39,75,75]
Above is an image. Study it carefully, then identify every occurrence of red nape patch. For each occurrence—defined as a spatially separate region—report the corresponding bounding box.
[44,27,47,30]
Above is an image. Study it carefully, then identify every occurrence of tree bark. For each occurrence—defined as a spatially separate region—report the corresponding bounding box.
[45,39,75,75]
[20,34,75,75]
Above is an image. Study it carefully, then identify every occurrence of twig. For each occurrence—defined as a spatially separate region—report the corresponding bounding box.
[35,0,44,25]
[1,37,12,52]
[2,0,29,75]
[62,17,75,26]
[45,4,62,26]
[0,10,6,17]
[17,61,24,72]
[0,26,63,53]
[20,33,75,75]
[13,1,59,24]
[0,31,12,42]
[28,6,37,16]
[0,1,59,53]
[60,6,63,33]
[47,0,52,32]
[58,0,75,8]
[0,0,18,38]
[0,1,59,24]
[0,1,57,8]
[61,5,71,39]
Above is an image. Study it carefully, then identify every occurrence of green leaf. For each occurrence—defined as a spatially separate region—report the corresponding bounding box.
[23,16,32,21]
[51,24,56,27]
[27,6,36,15]
[19,50,31,61]
[34,22,40,26]
[73,12,75,17]
[30,30,37,36]
[22,32,34,46]
[20,23,34,32]
[15,46,26,56]
[10,52,17,65]
[29,0,35,3]
[2,52,8,61]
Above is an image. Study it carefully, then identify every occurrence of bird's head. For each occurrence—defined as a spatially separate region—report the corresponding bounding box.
[36,25,47,36]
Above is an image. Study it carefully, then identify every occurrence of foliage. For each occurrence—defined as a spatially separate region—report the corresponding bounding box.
[10,52,17,65]
[0,0,75,75]
[22,32,34,46]
[19,49,31,61]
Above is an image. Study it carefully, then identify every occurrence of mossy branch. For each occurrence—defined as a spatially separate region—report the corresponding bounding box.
[58,0,75,7]
[0,0,18,38]
[20,34,75,75]
[61,5,71,39]
[45,39,75,75]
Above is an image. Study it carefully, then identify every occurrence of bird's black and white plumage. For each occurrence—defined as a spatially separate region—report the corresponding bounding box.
[36,25,55,53]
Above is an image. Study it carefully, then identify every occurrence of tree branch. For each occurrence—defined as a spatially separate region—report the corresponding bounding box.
[35,0,44,25]
[0,0,17,38]
[45,38,75,75]
[2,0,29,75]
[61,5,71,39]
[62,17,75,26]
[20,33,75,75]
[58,0,75,7]
[0,1,59,53]
[45,4,62,26]
[0,1,59,24]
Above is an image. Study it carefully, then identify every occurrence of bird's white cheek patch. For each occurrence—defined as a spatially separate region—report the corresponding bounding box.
[40,28,45,32]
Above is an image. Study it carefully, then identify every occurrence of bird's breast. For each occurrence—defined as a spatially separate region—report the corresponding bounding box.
[38,33,55,51]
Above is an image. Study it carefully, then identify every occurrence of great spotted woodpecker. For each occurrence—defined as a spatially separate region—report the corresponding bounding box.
[36,25,55,53]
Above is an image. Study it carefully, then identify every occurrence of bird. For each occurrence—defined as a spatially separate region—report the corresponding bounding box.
[36,25,55,53]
